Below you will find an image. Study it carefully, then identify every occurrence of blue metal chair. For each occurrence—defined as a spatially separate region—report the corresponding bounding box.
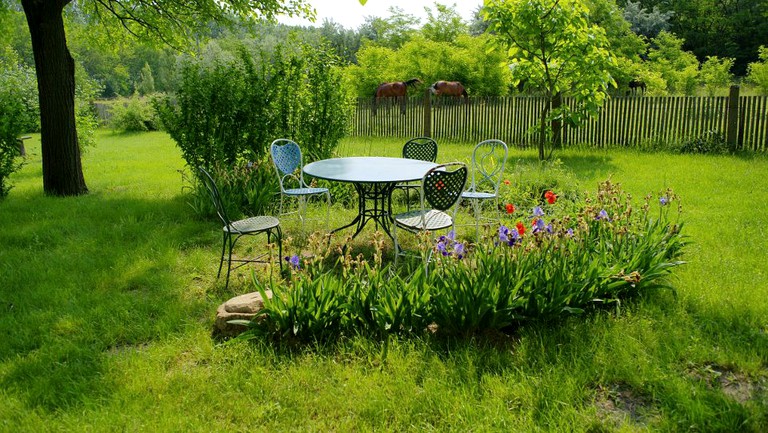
[392,162,467,270]
[459,139,508,240]
[395,137,438,211]
[269,139,331,230]
[197,167,282,289]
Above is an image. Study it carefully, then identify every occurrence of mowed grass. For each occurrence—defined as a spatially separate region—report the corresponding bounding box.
[1,131,766,431]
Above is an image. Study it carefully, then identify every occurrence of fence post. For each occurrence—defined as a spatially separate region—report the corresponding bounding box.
[423,88,432,137]
[726,85,740,151]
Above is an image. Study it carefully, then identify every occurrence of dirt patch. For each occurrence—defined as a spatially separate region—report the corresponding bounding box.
[686,362,767,404]
[593,382,655,427]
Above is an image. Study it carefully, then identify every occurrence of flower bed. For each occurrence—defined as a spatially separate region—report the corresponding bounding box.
[238,180,686,341]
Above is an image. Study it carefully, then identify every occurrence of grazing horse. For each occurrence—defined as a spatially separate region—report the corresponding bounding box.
[429,81,468,98]
[628,79,646,96]
[373,78,422,115]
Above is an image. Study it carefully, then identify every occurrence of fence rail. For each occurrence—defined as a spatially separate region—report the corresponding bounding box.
[351,90,768,152]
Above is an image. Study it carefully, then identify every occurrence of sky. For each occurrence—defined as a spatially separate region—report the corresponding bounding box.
[277,0,482,30]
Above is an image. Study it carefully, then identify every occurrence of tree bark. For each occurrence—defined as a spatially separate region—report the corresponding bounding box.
[22,0,88,196]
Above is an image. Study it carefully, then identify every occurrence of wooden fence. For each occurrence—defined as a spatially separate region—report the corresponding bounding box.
[351,88,768,151]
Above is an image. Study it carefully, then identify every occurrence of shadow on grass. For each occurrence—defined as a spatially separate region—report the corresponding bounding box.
[0,192,214,411]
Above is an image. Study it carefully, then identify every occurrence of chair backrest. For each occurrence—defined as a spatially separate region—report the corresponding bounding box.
[270,139,305,191]
[422,162,467,211]
[468,139,508,194]
[197,167,231,227]
[402,137,438,162]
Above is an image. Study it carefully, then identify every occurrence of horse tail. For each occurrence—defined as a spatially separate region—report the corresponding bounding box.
[404,78,421,88]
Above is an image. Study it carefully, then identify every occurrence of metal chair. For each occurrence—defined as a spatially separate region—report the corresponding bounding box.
[197,167,282,289]
[392,162,467,270]
[459,139,508,241]
[395,137,438,211]
[269,139,331,230]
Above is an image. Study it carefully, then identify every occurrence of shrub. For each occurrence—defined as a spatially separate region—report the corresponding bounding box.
[184,159,277,218]
[239,179,686,341]
[0,47,38,197]
[747,46,768,95]
[679,130,729,154]
[110,95,160,132]
[156,41,350,173]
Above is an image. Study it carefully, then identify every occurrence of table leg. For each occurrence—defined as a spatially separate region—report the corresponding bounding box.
[329,182,397,240]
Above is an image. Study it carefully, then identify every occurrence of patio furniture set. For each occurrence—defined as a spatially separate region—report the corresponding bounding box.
[199,138,508,288]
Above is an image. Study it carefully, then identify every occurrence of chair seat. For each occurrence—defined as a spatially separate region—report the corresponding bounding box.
[225,216,280,234]
[394,209,453,231]
[461,191,497,200]
[284,187,329,196]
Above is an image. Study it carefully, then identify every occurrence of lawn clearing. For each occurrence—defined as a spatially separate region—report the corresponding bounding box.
[1,131,766,431]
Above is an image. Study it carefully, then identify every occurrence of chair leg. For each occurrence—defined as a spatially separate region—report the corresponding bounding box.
[324,191,331,233]
[472,198,482,242]
[217,231,227,278]
[224,233,235,290]
[392,222,401,269]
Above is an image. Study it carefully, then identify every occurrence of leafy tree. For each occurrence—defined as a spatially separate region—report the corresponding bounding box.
[484,0,616,160]
[621,0,672,39]
[16,0,313,196]
[747,46,768,95]
[468,5,489,36]
[421,2,468,43]
[699,56,733,96]
[647,31,699,95]
[358,7,420,49]
[136,62,155,95]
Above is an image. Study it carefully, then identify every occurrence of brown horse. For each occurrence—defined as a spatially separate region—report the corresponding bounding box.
[429,81,468,98]
[373,78,422,115]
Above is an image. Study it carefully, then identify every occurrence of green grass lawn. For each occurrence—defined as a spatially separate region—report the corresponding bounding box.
[1,131,767,431]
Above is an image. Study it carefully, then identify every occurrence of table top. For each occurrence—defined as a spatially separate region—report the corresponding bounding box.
[303,157,439,184]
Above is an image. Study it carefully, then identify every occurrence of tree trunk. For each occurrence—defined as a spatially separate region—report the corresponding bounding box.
[22,0,88,196]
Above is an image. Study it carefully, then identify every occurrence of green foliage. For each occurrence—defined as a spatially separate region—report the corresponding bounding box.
[421,3,468,43]
[110,95,161,132]
[358,7,420,49]
[0,48,36,196]
[648,31,699,96]
[184,159,277,218]
[345,34,511,98]
[498,158,582,216]
[699,56,734,96]
[747,46,768,95]
[156,42,350,172]
[246,180,686,340]
[622,0,673,39]
[484,0,617,160]
[136,62,156,96]
[679,130,728,155]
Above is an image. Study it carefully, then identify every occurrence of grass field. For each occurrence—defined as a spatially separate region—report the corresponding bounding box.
[1,131,767,431]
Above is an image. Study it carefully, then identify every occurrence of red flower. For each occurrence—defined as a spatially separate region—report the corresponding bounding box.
[545,190,557,204]
[503,179,511,185]
[515,221,526,236]
[505,203,515,214]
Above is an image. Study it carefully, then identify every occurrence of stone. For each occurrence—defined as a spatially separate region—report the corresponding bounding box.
[214,290,272,338]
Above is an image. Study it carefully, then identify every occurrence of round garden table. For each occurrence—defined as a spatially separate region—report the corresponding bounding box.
[303,156,439,240]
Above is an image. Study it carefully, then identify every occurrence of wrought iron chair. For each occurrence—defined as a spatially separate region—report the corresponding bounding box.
[392,162,467,270]
[198,167,282,290]
[269,139,331,230]
[394,137,438,211]
[459,139,508,240]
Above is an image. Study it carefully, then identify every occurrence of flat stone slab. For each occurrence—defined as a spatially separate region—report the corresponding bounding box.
[214,290,272,337]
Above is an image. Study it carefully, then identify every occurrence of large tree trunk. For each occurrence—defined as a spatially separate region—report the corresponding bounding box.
[22,0,88,196]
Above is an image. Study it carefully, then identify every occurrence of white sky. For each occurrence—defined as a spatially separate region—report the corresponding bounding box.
[278,0,482,30]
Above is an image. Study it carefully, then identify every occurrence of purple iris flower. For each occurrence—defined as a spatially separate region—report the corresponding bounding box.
[533,206,545,217]
[499,225,510,243]
[533,218,546,232]
[596,209,610,221]
[454,242,465,259]
[437,240,449,256]
[660,197,668,206]
[285,255,300,270]
[566,228,574,237]
[546,223,553,234]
